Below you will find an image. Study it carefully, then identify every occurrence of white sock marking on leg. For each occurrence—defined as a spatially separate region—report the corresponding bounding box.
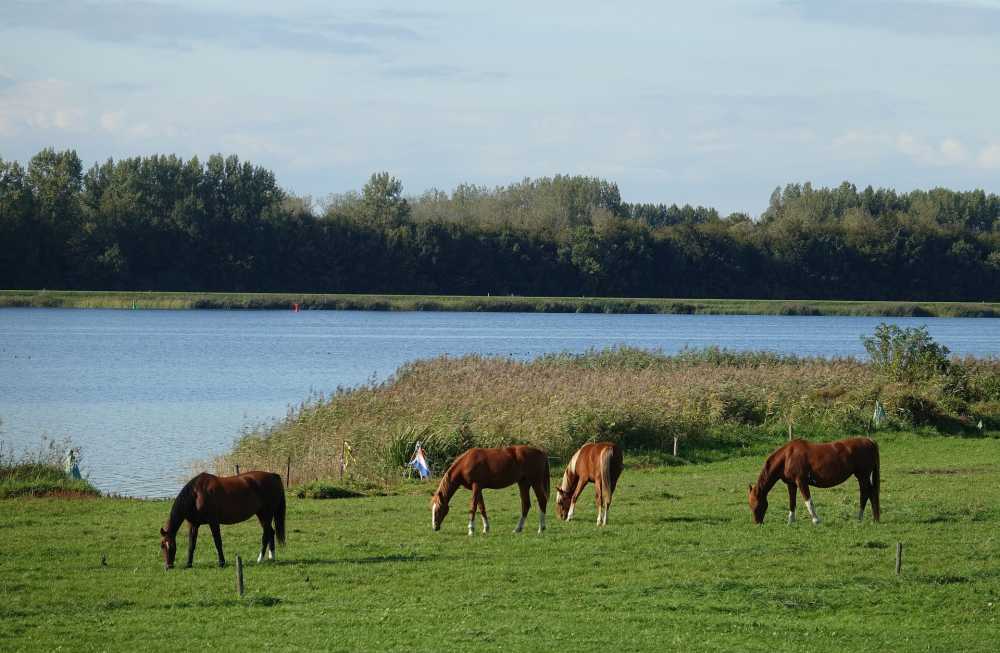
[482,515,489,534]
[468,517,474,535]
[788,510,795,524]
[806,499,820,524]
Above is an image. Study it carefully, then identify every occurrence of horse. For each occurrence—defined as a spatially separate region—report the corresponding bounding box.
[159,471,286,570]
[555,442,623,526]
[748,437,880,525]
[430,445,550,535]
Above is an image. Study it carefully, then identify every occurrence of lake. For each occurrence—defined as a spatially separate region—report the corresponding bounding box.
[1,308,997,497]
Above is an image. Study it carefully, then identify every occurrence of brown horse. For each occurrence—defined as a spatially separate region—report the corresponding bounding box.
[431,445,550,535]
[159,471,286,570]
[748,437,880,525]
[555,442,623,526]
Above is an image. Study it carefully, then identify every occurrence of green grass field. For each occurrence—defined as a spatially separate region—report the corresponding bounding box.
[2,289,999,317]
[3,433,999,652]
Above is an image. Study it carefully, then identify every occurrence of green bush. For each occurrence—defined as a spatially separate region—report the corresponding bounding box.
[862,323,951,382]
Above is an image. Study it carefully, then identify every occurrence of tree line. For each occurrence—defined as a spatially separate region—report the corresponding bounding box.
[2,148,999,300]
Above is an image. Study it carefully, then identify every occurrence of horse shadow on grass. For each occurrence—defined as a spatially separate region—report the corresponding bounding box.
[270,552,437,567]
[655,515,729,525]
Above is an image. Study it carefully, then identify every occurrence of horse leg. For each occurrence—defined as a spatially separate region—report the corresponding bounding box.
[786,482,797,524]
[209,521,226,567]
[567,479,587,521]
[594,480,603,526]
[514,482,530,533]
[186,522,199,568]
[257,513,274,562]
[477,491,490,534]
[532,478,548,534]
[468,484,481,536]
[798,481,820,524]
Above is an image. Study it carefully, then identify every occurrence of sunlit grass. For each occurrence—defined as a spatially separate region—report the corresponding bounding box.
[3,434,999,651]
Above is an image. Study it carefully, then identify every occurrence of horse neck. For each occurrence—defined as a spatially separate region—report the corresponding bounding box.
[754,454,783,497]
[434,471,459,505]
[166,482,196,536]
[558,467,578,492]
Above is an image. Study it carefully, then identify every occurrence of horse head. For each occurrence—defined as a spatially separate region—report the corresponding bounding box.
[430,492,449,531]
[747,484,768,524]
[554,486,573,520]
[159,526,177,569]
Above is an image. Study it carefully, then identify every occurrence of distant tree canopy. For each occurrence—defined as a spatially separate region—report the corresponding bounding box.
[2,148,999,299]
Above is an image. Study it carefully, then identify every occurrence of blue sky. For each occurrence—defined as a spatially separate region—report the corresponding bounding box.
[1,0,999,214]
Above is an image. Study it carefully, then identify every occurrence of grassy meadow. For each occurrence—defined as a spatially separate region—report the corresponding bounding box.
[3,433,1000,652]
[3,289,1000,317]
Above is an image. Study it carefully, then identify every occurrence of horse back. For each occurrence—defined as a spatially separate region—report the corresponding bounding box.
[572,442,621,481]
[453,445,547,489]
[196,471,284,524]
[794,437,877,487]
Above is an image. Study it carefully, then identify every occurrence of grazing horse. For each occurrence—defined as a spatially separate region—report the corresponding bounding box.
[431,445,550,535]
[748,437,880,525]
[555,442,623,526]
[159,471,286,570]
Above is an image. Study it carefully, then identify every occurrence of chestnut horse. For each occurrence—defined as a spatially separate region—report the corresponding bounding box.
[431,445,550,535]
[748,437,880,525]
[159,471,286,569]
[555,442,623,526]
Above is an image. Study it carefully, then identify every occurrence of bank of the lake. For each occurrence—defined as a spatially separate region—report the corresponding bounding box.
[3,290,1000,317]
[3,434,999,652]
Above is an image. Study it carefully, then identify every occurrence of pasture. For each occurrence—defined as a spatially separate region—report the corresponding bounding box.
[2,433,999,652]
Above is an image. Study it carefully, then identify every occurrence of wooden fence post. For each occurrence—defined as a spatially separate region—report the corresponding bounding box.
[672,436,679,457]
[286,455,291,488]
[236,555,245,596]
[895,542,903,575]
[235,464,240,476]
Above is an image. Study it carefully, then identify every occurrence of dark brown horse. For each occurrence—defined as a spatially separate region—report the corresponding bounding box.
[748,437,880,525]
[159,471,286,569]
[431,445,550,535]
[555,442,623,526]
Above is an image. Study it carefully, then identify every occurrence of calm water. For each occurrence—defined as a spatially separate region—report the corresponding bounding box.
[1,308,997,497]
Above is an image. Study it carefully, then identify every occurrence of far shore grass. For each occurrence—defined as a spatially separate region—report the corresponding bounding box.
[2,289,999,317]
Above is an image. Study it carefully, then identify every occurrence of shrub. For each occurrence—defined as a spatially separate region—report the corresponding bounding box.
[862,323,951,382]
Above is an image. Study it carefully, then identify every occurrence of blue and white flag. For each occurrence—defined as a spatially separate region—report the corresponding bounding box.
[408,442,431,479]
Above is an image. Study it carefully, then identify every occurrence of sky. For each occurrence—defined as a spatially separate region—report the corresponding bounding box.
[1,0,999,215]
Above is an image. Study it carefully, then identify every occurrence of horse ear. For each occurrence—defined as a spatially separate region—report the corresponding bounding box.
[160,527,167,537]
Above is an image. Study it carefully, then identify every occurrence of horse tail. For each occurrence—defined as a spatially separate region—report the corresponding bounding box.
[543,454,551,503]
[599,445,613,508]
[274,478,287,546]
[871,439,881,522]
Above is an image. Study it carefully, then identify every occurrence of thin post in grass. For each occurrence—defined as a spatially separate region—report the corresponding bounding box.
[236,555,245,597]
[672,436,679,457]
[235,464,240,476]
[788,424,793,441]
[286,455,291,488]
[895,542,903,575]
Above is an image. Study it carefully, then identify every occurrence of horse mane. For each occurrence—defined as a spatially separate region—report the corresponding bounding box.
[754,446,786,491]
[166,475,199,534]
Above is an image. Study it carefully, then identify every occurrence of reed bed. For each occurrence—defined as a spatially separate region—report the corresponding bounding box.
[218,347,1000,487]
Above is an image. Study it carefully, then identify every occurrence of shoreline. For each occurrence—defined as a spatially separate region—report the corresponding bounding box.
[2,290,999,317]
